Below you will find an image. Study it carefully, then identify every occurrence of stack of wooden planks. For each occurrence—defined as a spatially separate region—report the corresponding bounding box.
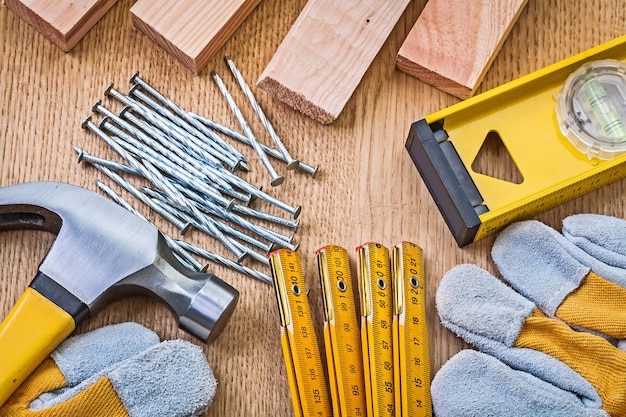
[6,0,527,119]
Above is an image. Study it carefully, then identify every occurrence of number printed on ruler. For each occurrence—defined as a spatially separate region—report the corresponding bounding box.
[317,245,367,417]
[269,249,333,417]
[358,242,395,417]
[392,242,431,417]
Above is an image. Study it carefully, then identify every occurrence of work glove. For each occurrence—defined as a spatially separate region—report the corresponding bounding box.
[0,322,216,417]
[431,214,626,417]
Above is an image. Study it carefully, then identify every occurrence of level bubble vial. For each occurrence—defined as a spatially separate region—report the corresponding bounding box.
[556,59,626,160]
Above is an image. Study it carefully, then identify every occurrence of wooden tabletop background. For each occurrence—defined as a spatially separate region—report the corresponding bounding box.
[1,1,624,415]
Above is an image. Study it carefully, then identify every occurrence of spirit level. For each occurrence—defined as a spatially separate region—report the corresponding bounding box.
[357,242,395,417]
[392,242,431,417]
[269,249,333,417]
[316,245,367,417]
[405,35,626,246]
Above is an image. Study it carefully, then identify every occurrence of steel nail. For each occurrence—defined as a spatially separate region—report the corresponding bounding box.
[105,122,245,205]
[152,183,294,250]
[97,107,244,205]
[118,107,229,175]
[129,86,234,162]
[93,165,192,234]
[121,108,253,204]
[212,218,273,253]
[204,201,299,251]
[140,185,267,252]
[190,112,319,178]
[219,170,302,218]
[231,203,300,231]
[128,78,247,166]
[107,84,241,171]
[224,56,299,170]
[175,240,272,284]
[296,161,320,178]
[211,71,284,186]
[148,194,247,263]
[72,145,140,175]
[81,117,154,179]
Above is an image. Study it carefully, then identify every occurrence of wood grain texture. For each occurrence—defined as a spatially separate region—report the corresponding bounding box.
[257,0,410,124]
[4,0,117,51]
[1,0,625,415]
[397,0,528,99]
[130,0,262,73]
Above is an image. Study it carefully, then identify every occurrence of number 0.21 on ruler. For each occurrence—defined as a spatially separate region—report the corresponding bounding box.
[358,242,395,417]
[392,242,431,417]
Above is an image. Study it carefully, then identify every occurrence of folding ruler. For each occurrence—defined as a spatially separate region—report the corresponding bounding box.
[405,35,626,246]
[269,249,333,417]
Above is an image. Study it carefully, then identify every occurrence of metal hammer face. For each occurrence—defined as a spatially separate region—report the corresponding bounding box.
[0,181,239,405]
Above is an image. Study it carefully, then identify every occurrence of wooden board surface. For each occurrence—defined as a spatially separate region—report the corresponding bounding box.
[130,0,262,73]
[257,0,410,124]
[4,0,117,51]
[1,1,625,415]
[397,0,528,99]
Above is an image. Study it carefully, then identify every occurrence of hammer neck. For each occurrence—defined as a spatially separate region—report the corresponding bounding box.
[30,272,90,324]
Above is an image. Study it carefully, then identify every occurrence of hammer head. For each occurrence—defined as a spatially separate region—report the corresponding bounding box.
[0,181,239,342]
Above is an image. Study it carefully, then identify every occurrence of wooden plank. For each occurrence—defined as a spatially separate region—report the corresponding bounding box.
[257,0,410,125]
[130,0,262,74]
[397,0,528,99]
[4,0,117,52]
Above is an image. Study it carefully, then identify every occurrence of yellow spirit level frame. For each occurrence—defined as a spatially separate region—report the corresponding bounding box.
[405,35,626,246]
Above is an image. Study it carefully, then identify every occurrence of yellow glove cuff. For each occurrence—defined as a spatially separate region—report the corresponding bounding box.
[0,358,128,417]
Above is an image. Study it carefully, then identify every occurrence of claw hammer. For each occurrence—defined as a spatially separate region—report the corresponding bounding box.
[0,181,239,406]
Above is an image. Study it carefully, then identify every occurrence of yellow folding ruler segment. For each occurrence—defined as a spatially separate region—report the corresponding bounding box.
[269,249,333,417]
[357,242,395,417]
[392,242,431,417]
[316,245,367,417]
[405,35,626,246]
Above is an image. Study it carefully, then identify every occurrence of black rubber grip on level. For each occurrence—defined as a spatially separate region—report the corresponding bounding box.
[30,272,90,324]
[405,119,486,247]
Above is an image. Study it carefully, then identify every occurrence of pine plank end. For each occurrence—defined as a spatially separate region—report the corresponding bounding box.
[257,75,336,124]
[5,0,118,52]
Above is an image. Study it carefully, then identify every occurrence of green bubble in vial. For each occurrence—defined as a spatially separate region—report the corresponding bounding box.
[580,78,626,140]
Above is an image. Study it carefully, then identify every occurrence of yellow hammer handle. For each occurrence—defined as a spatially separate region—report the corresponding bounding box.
[0,288,76,406]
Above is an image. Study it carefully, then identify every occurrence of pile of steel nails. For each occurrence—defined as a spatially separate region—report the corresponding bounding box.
[74,57,318,285]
